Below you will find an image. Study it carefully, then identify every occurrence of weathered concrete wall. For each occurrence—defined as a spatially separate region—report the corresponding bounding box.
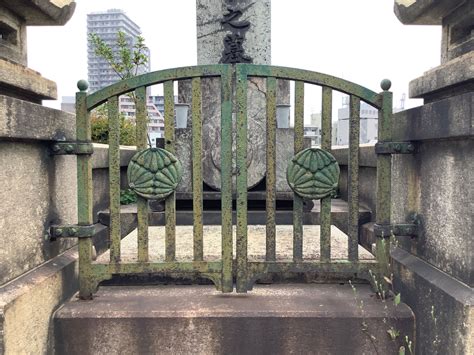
[90,144,136,220]
[392,138,473,286]
[385,7,472,350]
[332,145,377,221]
[0,96,77,286]
[389,94,472,354]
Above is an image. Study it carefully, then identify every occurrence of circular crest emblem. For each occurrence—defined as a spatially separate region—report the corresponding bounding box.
[127,148,183,200]
[287,148,340,200]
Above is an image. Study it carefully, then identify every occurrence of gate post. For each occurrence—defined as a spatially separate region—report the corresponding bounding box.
[76,80,95,299]
[375,79,393,280]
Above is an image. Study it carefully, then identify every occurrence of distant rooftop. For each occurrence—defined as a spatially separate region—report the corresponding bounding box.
[89,9,125,15]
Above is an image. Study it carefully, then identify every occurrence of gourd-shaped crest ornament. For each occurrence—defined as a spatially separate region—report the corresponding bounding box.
[287,148,340,200]
[127,148,183,200]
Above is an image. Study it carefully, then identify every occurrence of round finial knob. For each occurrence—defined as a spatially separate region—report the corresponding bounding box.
[77,80,89,92]
[380,79,392,91]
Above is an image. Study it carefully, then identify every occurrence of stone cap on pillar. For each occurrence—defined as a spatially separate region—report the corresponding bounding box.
[394,0,465,25]
[1,0,76,26]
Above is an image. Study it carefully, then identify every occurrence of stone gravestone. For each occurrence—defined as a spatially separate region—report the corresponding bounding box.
[177,0,293,193]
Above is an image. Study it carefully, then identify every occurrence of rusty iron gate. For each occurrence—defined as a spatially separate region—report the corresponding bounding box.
[70,64,394,299]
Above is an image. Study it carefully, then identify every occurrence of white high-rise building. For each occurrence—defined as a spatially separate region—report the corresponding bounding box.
[335,101,379,146]
[87,9,150,93]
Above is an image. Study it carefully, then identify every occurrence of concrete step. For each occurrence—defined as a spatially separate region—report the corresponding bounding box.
[54,284,414,355]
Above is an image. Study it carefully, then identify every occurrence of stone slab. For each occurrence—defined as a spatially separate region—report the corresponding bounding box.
[409,51,473,101]
[55,284,414,355]
[91,143,136,169]
[332,144,377,167]
[360,222,376,253]
[96,225,374,263]
[392,92,473,141]
[98,199,372,237]
[0,94,75,140]
[0,0,76,26]
[0,59,57,101]
[0,247,78,355]
[392,247,474,355]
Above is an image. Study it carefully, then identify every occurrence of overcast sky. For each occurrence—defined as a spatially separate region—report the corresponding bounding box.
[27,0,440,115]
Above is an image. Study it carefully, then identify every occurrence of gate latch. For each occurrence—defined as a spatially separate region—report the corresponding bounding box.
[375,142,415,155]
[49,142,94,155]
[49,225,96,241]
[374,214,421,238]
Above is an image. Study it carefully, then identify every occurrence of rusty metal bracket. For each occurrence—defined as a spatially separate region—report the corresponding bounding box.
[374,223,418,238]
[50,142,94,155]
[374,214,421,238]
[375,141,415,155]
[49,225,96,240]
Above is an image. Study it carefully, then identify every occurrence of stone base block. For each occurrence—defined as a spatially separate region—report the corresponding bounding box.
[0,248,78,355]
[55,284,414,355]
[392,247,474,355]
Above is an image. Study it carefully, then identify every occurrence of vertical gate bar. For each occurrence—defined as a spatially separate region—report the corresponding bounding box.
[376,86,393,277]
[108,95,121,263]
[76,86,94,299]
[320,87,332,262]
[192,77,204,261]
[135,86,149,262]
[236,66,248,292]
[348,95,360,261]
[266,76,277,261]
[164,80,176,262]
[221,66,233,292]
[293,81,304,262]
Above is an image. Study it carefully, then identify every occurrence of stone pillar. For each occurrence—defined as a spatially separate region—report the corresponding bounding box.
[0,1,79,354]
[391,1,473,354]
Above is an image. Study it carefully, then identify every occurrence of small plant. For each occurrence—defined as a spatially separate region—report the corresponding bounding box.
[388,327,400,341]
[120,188,137,205]
[405,335,413,354]
[89,29,150,145]
[349,280,379,353]
[89,31,148,82]
[90,108,137,145]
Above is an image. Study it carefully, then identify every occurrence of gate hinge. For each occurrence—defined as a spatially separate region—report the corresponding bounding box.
[49,224,96,240]
[50,142,94,155]
[374,213,421,238]
[374,223,418,238]
[375,141,415,155]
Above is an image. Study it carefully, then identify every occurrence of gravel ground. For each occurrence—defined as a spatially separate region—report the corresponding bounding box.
[97,225,374,263]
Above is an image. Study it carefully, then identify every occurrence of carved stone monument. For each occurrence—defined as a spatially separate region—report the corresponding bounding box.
[177,0,294,195]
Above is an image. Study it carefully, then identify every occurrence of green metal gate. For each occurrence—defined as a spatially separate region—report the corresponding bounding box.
[73,64,393,299]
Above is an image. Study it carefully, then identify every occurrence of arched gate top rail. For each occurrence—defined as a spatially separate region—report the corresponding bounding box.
[86,64,382,110]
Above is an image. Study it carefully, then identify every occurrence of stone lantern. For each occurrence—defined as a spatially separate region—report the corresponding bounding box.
[0,0,76,103]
